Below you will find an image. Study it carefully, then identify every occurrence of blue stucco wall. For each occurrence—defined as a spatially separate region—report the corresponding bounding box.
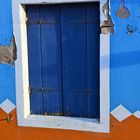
[0,0,13,45]
[110,0,140,113]
[0,0,140,113]
[0,0,16,105]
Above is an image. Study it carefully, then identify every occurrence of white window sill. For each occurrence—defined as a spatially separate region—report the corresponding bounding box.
[18,115,109,132]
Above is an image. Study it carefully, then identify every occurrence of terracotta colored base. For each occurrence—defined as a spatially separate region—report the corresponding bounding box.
[0,109,139,140]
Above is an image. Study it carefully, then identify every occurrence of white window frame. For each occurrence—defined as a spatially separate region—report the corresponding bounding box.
[12,0,110,133]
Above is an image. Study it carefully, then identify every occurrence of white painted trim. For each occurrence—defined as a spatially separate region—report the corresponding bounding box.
[12,0,110,133]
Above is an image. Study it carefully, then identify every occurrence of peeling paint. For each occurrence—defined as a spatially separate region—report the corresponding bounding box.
[0,37,17,64]
[126,24,137,35]
[116,0,130,18]
[101,0,114,34]
[116,5,130,18]
[101,16,114,34]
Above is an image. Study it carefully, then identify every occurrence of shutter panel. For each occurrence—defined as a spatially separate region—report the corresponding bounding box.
[61,4,87,117]
[27,6,43,114]
[40,5,63,115]
[86,3,100,118]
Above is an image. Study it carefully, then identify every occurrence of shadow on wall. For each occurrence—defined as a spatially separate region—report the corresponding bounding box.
[111,50,140,68]
[101,50,140,69]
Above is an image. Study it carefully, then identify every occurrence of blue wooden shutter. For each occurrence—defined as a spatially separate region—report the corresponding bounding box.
[61,4,87,117]
[27,6,43,114]
[61,3,100,117]
[86,3,100,118]
[40,5,63,115]
[27,3,100,118]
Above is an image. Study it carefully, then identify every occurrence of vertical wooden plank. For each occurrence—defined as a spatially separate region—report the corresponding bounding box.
[86,3,100,118]
[40,5,62,115]
[61,4,87,117]
[27,6,43,114]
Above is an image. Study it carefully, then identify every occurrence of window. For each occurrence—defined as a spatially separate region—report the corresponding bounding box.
[27,3,100,118]
[12,0,110,133]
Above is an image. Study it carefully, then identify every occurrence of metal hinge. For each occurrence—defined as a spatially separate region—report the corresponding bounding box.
[29,87,43,94]
[29,87,60,94]
[44,112,63,116]
[26,19,56,25]
[26,16,28,24]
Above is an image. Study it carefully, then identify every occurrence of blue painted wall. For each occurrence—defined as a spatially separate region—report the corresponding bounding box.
[0,0,140,113]
[0,0,13,45]
[0,0,16,105]
[110,0,140,112]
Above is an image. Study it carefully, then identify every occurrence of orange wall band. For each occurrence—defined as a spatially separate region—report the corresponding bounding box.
[0,109,140,140]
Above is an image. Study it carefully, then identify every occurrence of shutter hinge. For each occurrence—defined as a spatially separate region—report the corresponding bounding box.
[26,16,28,24]
[28,87,31,94]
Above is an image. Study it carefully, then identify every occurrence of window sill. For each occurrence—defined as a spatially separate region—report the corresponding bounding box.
[18,114,109,132]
